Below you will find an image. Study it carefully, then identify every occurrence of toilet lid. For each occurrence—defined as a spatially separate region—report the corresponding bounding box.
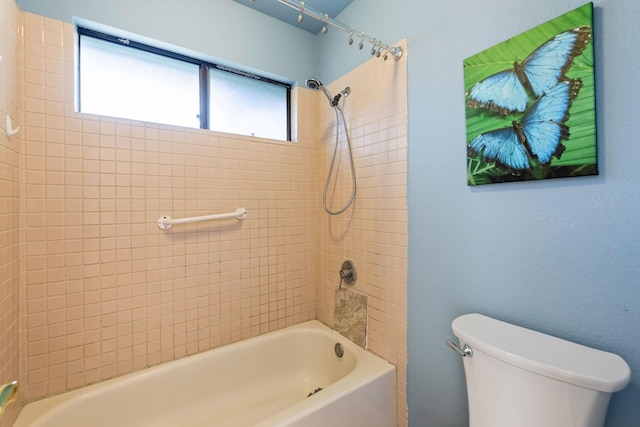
[452,313,631,392]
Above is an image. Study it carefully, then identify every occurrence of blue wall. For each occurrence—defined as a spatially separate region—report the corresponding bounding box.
[324,0,639,425]
[16,0,640,425]
[17,0,317,85]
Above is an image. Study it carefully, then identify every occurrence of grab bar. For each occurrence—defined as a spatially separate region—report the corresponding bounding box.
[6,115,19,137]
[158,208,247,230]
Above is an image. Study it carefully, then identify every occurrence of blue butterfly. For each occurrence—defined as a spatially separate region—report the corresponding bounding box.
[468,79,582,171]
[466,26,591,115]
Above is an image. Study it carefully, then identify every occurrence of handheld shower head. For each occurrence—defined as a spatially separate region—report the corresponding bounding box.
[305,77,323,90]
[305,77,334,106]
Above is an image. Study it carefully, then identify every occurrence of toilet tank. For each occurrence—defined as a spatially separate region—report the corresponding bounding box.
[452,313,631,427]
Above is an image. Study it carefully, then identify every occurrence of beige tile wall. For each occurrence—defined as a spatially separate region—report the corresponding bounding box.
[12,10,407,427]
[315,40,408,427]
[0,0,22,425]
[20,13,317,401]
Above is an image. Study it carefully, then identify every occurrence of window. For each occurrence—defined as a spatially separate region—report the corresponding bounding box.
[209,68,289,139]
[78,27,291,141]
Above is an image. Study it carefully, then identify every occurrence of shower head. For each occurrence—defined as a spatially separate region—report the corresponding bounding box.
[305,77,340,107]
[305,77,323,91]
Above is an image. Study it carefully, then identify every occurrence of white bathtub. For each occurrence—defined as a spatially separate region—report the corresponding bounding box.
[14,320,396,427]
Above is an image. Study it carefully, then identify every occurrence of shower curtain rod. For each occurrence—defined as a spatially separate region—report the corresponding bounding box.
[275,0,403,61]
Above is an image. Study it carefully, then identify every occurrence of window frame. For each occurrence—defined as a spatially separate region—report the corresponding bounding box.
[77,26,292,141]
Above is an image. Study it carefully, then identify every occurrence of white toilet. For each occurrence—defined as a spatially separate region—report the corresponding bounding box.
[450,313,631,427]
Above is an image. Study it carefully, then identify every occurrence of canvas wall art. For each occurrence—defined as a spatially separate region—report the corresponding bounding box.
[464,2,596,185]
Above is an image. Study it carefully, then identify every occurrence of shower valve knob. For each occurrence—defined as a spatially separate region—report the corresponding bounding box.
[338,260,357,289]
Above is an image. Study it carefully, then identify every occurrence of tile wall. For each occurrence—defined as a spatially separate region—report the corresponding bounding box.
[19,13,317,401]
[316,41,409,427]
[0,0,23,425]
[6,8,407,427]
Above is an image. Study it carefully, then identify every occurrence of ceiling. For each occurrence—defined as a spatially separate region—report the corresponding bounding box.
[233,0,354,34]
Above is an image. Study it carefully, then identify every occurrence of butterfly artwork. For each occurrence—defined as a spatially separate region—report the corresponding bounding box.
[469,79,582,171]
[464,2,598,185]
[466,26,591,116]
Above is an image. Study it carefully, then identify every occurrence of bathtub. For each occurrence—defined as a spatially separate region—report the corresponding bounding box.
[14,320,396,427]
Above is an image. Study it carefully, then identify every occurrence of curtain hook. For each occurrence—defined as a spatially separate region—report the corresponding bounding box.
[347,27,355,45]
[321,13,329,34]
[298,1,305,23]
[382,46,391,61]
[358,32,366,50]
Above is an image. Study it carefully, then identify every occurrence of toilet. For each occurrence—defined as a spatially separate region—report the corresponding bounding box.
[450,313,631,427]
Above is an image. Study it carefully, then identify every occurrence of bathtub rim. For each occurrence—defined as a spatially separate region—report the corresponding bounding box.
[14,320,396,427]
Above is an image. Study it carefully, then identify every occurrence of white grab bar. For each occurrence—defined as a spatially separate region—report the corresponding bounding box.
[6,115,19,137]
[158,208,247,230]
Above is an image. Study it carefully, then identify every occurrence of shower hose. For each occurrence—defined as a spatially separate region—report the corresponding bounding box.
[324,98,356,215]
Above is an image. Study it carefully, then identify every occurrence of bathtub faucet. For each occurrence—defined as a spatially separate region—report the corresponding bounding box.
[0,381,18,420]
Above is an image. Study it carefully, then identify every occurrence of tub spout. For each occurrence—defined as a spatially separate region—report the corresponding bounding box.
[0,381,18,419]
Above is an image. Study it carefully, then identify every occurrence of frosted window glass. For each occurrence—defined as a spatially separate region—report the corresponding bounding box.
[209,69,288,140]
[80,36,200,128]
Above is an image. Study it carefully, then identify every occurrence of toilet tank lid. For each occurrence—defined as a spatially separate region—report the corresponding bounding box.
[452,313,631,392]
